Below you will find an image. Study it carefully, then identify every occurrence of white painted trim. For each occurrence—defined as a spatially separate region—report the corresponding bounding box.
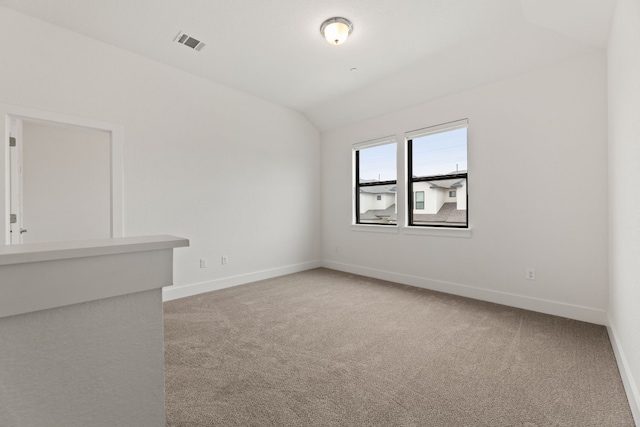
[402,226,471,238]
[352,135,396,150]
[0,234,188,266]
[162,260,323,301]
[0,235,189,318]
[0,103,124,243]
[350,224,399,234]
[406,118,468,140]
[608,317,640,426]
[322,260,608,325]
[3,116,11,244]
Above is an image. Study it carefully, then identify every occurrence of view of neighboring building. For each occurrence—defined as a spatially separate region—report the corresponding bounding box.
[412,172,467,226]
[358,182,397,224]
[359,171,466,226]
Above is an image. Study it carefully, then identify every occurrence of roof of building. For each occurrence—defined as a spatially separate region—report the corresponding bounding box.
[413,202,466,224]
[360,204,397,221]
[359,184,397,194]
[360,177,465,194]
[427,178,465,189]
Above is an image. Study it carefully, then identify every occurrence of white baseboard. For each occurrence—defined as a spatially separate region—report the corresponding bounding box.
[322,260,608,325]
[162,260,322,302]
[608,317,640,426]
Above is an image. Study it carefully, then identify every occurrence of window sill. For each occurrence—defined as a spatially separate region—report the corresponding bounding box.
[402,226,471,238]
[350,224,399,234]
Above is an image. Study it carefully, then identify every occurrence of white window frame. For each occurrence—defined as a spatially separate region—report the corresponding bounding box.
[351,136,398,230]
[404,119,471,238]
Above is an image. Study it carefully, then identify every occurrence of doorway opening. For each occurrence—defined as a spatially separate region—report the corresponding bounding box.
[2,105,123,245]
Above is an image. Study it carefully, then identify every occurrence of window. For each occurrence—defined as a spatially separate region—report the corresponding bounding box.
[354,138,397,225]
[415,191,424,209]
[407,119,468,228]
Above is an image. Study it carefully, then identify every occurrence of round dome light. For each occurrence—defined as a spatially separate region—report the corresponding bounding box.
[320,17,353,46]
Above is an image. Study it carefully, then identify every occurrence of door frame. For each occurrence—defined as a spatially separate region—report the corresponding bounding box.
[8,118,23,244]
[1,103,123,245]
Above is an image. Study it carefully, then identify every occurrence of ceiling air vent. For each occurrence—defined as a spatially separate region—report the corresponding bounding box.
[174,31,206,51]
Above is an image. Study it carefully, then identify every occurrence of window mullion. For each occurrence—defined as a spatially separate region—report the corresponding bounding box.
[355,149,361,223]
[359,180,397,187]
[407,139,414,226]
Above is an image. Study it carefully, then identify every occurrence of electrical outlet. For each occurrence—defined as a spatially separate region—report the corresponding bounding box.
[221,255,228,265]
[526,268,536,280]
[200,258,207,268]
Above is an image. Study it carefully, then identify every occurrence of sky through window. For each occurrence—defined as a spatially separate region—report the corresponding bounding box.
[412,128,467,177]
[359,142,396,182]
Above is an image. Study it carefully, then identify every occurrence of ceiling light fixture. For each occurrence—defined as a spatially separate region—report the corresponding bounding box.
[320,17,353,45]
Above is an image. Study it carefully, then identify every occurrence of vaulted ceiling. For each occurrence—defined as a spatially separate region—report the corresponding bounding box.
[0,0,616,131]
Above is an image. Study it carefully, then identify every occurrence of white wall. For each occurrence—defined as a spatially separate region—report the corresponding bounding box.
[0,289,166,427]
[359,192,396,213]
[414,183,446,215]
[1,235,185,426]
[383,194,396,211]
[322,52,609,324]
[457,181,467,210]
[0,7,321,293]
[21,121,111,244]
[608,0,640,422]
[360,193,383,213]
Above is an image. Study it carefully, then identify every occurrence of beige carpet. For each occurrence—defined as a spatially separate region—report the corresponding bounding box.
[164,268,634,426]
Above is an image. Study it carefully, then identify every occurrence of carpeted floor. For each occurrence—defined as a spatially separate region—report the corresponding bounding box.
[163,268,634,426]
